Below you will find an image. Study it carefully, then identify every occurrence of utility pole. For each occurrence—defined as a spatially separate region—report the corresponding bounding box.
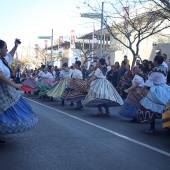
[51,29,53,64]
[38,29,53,65]
[99,2,104,58]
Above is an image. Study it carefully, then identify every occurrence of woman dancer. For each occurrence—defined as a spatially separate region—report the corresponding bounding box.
[162,99,170,129]
[118,64,147,122]
[84,58,123,116]
[61,61,87,109]
[47,63,73,105]
[0,39,38,143]
[22,69,36,93]
[137,55,170,133]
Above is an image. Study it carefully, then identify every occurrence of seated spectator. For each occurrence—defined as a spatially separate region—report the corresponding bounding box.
[116,73,132,99]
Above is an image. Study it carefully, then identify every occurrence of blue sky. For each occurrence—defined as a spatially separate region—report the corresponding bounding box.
[1,0,98,49]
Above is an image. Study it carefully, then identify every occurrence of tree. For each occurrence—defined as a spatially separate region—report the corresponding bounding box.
[82,0,170,68]
[37,48,49,65]
[74,41,115,65]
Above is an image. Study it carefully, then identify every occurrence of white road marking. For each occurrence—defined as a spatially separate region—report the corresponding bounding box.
[26,97,170,157]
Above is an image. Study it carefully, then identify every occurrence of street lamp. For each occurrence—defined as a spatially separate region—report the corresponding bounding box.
[80,2,104,58]
[38,29,53,64]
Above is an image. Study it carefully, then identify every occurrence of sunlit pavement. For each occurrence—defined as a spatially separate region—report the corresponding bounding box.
[1,91,170,170]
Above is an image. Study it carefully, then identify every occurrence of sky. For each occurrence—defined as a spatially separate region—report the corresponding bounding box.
[1,0,101,50]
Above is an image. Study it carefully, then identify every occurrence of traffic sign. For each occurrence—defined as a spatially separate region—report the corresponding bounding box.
[38,36,51,39]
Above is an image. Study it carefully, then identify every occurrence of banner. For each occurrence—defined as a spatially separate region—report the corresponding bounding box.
[44,40,48,50]
[122,7,129,29]
[71,30,75,49]
[34,44,39,58]
[58,36,63,53]
[93,27,98,44]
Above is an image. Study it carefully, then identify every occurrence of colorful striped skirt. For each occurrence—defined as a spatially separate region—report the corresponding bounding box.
[162,99,170,129]
[137,84,170,122]
[84,79,123,108]
[61,78,88,102]
[47,78,70,98]
[118,87,147,119]
[0,83,38,134]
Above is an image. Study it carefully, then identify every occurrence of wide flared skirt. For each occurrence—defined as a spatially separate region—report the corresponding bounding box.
[43,78,57,87]
[0,97,38,134]
[21,84,34,92]
[84,79,123,108]
[61,78,88,102]
[47,78,69,97]
[22,79,36,89]
[38,85,52,97]
[137,84,170,122]
[162,99,170,129]
[118,87,147,119]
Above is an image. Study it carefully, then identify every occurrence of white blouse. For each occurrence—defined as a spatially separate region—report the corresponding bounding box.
[94,66,111,79]
[38,70,46,78]
[145,72,167,87]
[44,72,54,79]
[59,69,73,78]
[71,69,82,79]
[132,75,144,87]
[0,53,12,79]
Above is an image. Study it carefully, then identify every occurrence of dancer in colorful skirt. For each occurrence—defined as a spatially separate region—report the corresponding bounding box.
[47,63,73,105]
[32,64,46,95]
[84,58,123,116]
[137,55,170,133]
[22,69,36,93]
[162,99,170,129]
[61,61,87,109]
[0,39,38,143]
[118,64,147,122]
[38,65,56,98]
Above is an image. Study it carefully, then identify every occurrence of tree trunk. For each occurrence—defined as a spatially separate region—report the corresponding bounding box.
[131,56,136,70]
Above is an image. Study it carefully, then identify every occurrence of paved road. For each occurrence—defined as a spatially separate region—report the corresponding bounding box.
[1,92,170,170]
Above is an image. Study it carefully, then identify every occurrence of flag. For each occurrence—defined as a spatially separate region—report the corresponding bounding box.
[44,40,48,50]
[70,30,75,49]
[93,27,98,44]
[122,7,129,29]
[34,44,39,58]
[58,36,63,53]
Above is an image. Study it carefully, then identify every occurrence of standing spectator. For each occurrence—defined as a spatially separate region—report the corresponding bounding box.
[162,53,168,70]
[81,64,87,80]
[125,65,132,78]
[136,59,141,65]
[14,64,21,83]
[148,61,154,72]
[115,61,120,70]
[167,69,170,86]
[123,55,130,65]
[107,65,118,87]
[85,65,95,81]
[117,60,127,86]
[54,66,60,78]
